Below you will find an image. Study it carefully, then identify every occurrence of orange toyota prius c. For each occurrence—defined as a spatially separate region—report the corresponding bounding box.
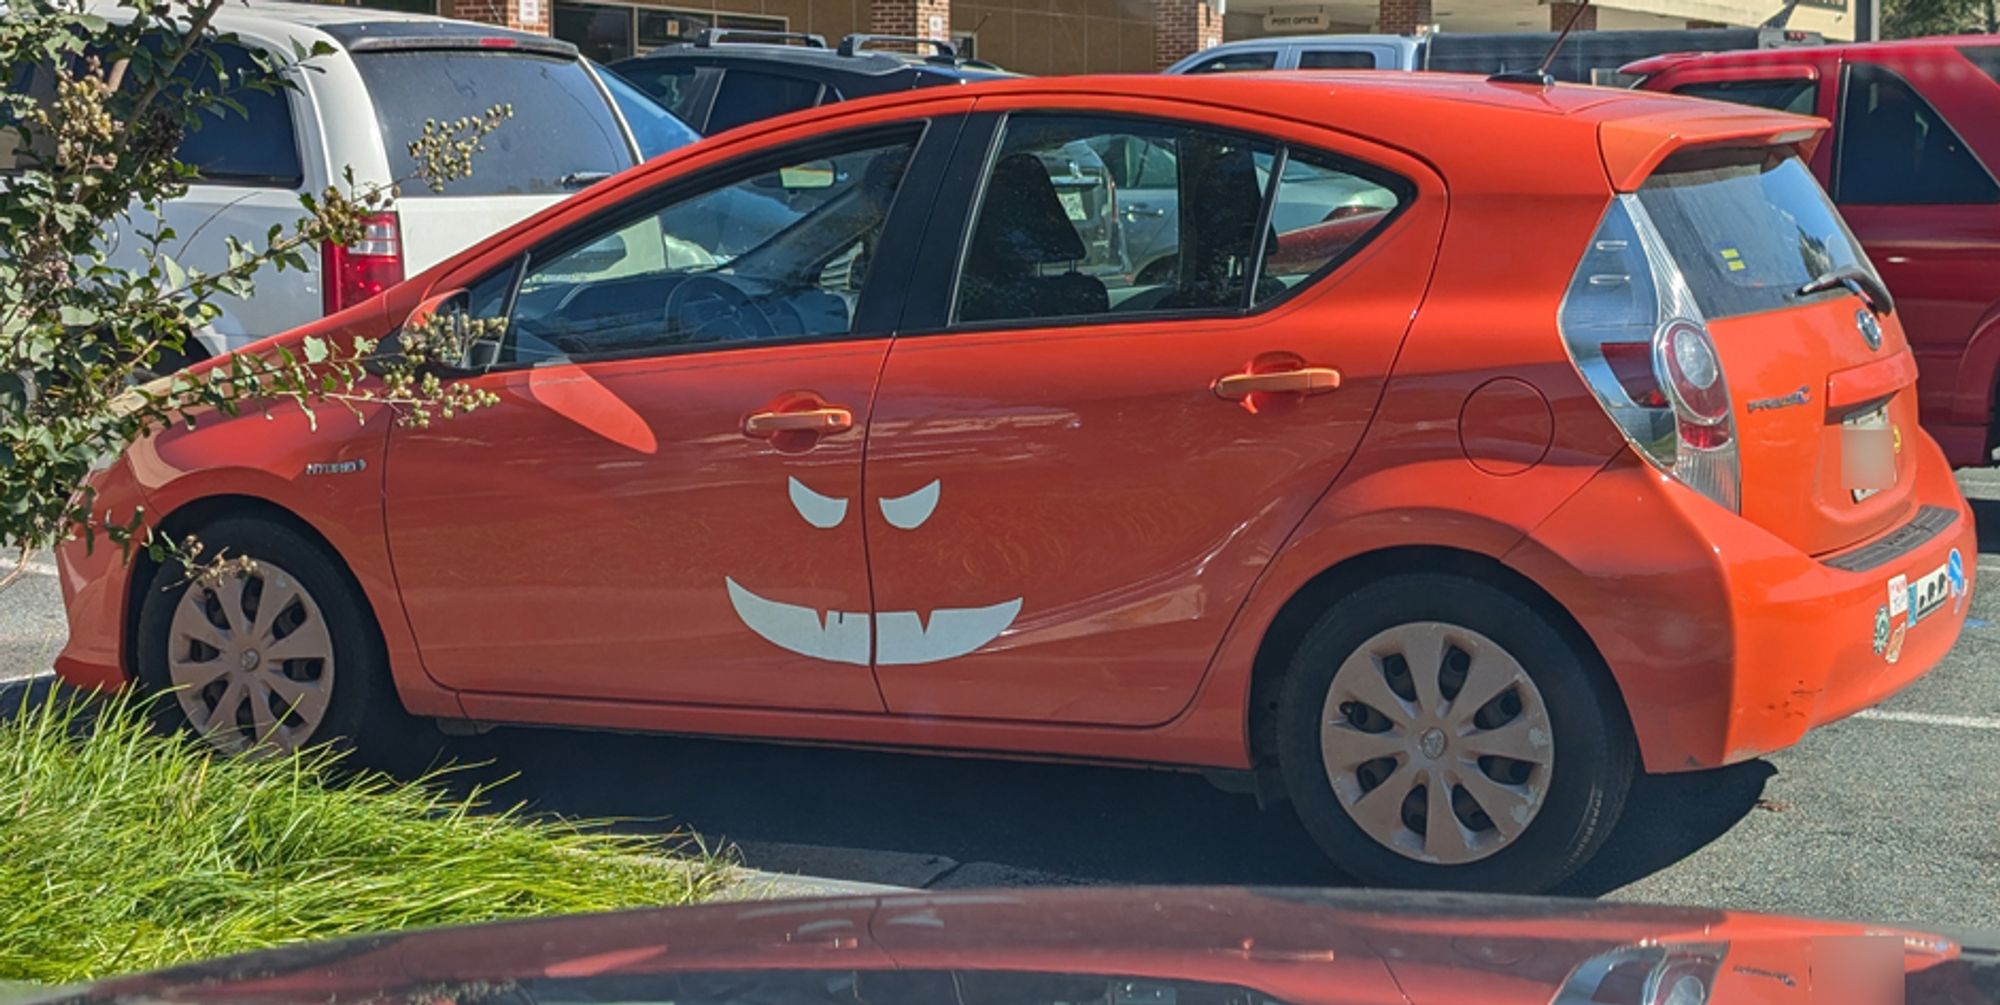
[53,72,1974,893]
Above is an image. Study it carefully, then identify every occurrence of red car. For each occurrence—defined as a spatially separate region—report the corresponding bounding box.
[1627,37,2000,467]
[25,888,1979,1005]
[55,73,1975,892]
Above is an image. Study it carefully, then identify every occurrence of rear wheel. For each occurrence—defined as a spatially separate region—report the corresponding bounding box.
[1275,573,1633,892]
[134,516,421,762]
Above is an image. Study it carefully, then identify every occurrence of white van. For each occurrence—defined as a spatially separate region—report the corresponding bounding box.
[11,1,695,364]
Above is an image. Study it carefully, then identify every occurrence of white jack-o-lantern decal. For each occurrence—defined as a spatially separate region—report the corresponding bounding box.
[725,478,1024,666]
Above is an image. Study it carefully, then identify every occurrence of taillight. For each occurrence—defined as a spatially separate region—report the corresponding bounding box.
[1549,944,1724,1005]
[321,212,404,315]
[1559,197,1740,512]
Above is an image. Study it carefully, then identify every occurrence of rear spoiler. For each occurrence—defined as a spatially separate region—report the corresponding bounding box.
[1598,109,1825,191]
[321,22,577,59]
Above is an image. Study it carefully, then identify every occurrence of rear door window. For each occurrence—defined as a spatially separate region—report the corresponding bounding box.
[1297,50,1377,69]
[1671,77,1817,115]
[706,70,826,133]
[352,50,634,196]
[176,42,305,186]
[1835,61,1999,205]
[1636,150,1871,320]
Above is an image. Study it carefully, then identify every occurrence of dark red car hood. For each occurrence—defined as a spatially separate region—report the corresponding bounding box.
[30,889,1992,1005]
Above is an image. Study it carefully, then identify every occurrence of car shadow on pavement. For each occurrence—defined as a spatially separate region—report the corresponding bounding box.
[1553,758,1776,897]
[0,669,1774,892]
[424,724,1772,893]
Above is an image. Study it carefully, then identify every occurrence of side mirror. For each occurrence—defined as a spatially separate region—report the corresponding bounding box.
[373,288,489,376]
[778,160,838,191]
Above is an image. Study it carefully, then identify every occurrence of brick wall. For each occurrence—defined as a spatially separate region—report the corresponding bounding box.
[873,0,953,40]
[1550,0,1596,30]
[1375,0,1431,34]
[441,0,550,33]
[1153,0,1220,70]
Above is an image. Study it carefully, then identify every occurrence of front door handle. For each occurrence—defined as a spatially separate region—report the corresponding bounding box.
[744,406,853,437]
[1214,367,1342,400]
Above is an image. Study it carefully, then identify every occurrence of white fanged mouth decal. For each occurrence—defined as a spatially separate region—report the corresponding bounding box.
[726,477,1023,665]
[725,578,1022,666]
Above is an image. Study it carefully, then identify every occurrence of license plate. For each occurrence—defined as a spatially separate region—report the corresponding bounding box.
[1843,405,1895,502]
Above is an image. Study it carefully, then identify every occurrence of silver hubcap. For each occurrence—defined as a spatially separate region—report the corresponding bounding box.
[166,561,335,754]
[1319,621,1554,865]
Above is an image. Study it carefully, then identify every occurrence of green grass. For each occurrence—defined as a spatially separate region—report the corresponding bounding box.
[0,691,729,984]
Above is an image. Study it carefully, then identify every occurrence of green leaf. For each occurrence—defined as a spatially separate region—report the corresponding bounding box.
[302,337,329,364]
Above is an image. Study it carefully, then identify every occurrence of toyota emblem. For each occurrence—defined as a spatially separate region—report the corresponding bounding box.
[1857,309,1882,351]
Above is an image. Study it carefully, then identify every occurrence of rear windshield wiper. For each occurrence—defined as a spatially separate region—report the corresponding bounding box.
[560,170,616,190]
[1796,265,1895,316]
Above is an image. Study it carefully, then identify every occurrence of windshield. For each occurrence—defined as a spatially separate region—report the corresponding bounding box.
[1635,150,1874,320]
[351,50,635,195]
[593,60,701,161]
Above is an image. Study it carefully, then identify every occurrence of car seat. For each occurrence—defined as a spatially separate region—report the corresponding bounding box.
[957,153,1109,323]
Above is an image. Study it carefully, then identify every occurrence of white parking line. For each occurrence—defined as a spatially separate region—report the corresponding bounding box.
[1853,709,2000,731]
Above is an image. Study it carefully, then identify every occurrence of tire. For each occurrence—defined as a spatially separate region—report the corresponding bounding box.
[133,515,426,765]
[1275,572,1634,893]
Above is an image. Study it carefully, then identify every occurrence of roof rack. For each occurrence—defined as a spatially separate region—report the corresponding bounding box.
[693,28,829,48]
[837,33,959,60]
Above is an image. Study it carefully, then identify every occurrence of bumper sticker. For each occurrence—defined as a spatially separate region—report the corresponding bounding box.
[1873,605,1891,655]
[1888,574,1909,618]
[1885,622,1907,664]
[1949,548,1967,612]
[1909,561,1954,626]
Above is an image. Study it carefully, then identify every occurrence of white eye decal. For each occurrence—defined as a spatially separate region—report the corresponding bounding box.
[879,480,941,530]
[787,477,849,529]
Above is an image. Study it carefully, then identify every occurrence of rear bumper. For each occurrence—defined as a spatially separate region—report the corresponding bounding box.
[1508,434,1974,773]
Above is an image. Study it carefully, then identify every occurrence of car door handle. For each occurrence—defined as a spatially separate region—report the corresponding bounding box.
[1123,204,1166,219]
[744,406,853,437]
[1214,367,1342,400]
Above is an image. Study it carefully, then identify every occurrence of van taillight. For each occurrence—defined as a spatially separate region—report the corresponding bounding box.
[321,212,404,315]
[1558,197,1740,512]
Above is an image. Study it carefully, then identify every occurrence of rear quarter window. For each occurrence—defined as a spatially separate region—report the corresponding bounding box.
[352,50,634,196]
[1636,150,1871,320]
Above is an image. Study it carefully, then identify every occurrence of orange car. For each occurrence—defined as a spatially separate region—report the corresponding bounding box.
[53,72,1975,892]
[39,888,1973,1005]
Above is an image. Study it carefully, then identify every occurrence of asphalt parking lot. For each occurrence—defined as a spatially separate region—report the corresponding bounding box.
[5,473,1997,929]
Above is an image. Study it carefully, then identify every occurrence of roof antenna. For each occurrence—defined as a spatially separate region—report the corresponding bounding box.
[1489,0,1592,87]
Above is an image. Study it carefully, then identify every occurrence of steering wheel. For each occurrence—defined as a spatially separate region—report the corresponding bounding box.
[662,275,779,344]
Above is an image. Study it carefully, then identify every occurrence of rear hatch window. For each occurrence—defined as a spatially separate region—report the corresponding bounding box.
[1642,150,1918,556]
[1636,151,1870,320]
[352,50,635,195]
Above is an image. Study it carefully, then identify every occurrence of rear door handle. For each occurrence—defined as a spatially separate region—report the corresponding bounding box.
[1124,203,1166,219]
[744,406,853,437]
[1214,367,1342,400]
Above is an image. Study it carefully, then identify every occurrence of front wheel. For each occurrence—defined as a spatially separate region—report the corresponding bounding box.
[134,516,415,760]
[1275,573,1634,892]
